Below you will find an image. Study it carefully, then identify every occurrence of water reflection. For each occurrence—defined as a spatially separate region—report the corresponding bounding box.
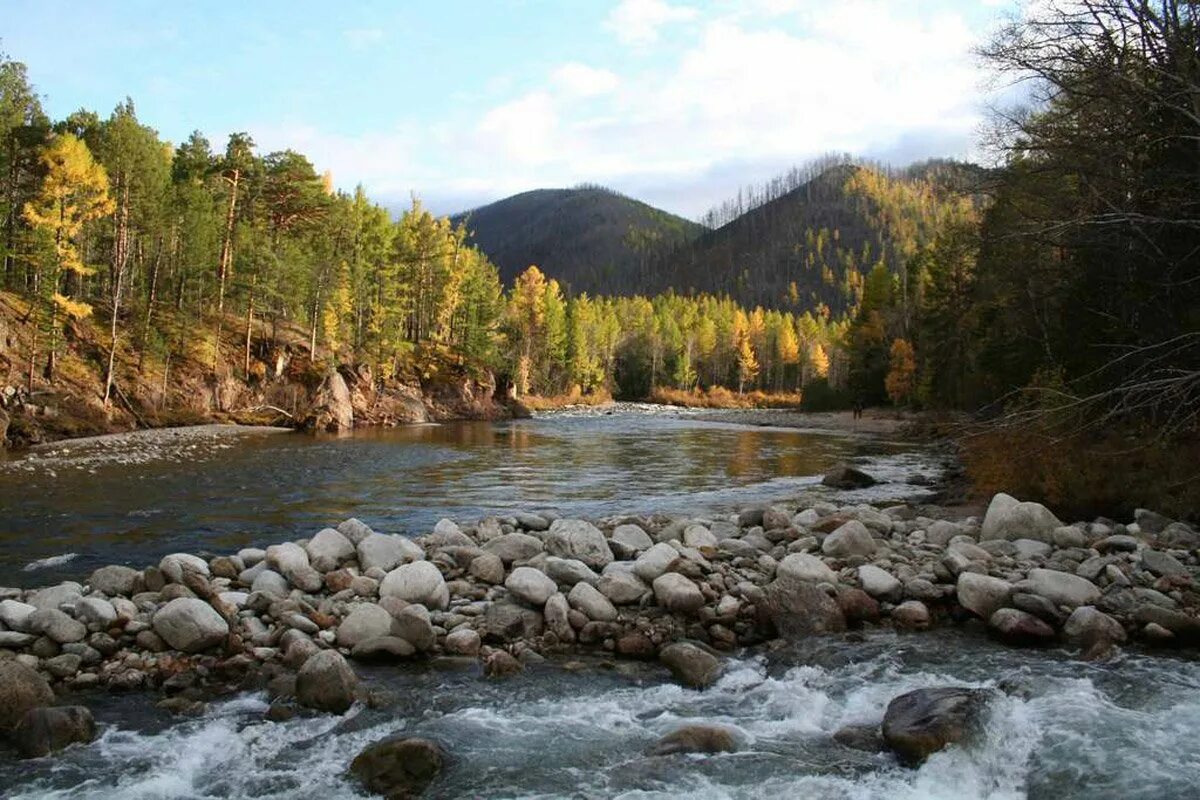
[0,411,928,585]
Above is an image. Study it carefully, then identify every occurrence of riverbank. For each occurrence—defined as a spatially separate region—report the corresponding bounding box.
[1,479,1197,792]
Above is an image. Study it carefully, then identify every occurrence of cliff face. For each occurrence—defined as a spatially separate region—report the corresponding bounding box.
[0,292,511,449]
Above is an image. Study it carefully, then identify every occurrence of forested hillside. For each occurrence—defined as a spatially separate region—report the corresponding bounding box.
[451,187,703,292]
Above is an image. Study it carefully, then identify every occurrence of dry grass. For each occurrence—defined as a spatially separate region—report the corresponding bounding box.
[962,422,1200,523]
[521,387,614,411]
[649,385,805,409]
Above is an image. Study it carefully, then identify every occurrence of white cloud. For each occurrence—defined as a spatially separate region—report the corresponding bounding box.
[552,62,620,98]
[606,0,698,45]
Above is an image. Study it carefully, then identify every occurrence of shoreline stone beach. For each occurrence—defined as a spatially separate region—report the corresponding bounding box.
[2,465,1198,795]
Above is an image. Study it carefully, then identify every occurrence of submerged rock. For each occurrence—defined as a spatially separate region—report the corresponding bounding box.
[349,736,445,799]
[648,724,738,755]
[881,687,992,766]
[821,464,877,489]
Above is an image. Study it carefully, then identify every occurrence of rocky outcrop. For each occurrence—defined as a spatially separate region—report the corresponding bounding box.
[305,369,354,433]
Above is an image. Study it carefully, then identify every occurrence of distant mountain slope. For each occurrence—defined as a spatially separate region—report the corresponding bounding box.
[451,186,705,292]
[659,159,989,313]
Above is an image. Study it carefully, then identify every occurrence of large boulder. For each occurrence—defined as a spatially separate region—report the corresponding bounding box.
[152,598,229,652]
[1063,605,1127,654]
[391,605,435,652]
[648,724,738,755]
[760,574,846,637]
[659,642,721,689]
[12,706,96,758]
[88,565,142,597]
[882,687,992,765]
[544,519,614,570]
[349,736,445,799]
[358,533,423,574]
[505,567,557,607]
[980,493,1062,543]
[306,369,354,433]
[0,659,55,731]
[337,604,396,648]
[296,650,358,713]
[821,521,876,558]
[652,573,705,614]
[380,562,449,610]
[988,608,1056,646]
[777,553,837,585]
[1019,568,1101,610]
[956,573,1014,620]
[821,464,877,489]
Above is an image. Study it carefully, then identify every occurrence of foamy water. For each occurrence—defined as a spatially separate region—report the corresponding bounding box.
[6,631,1199,799]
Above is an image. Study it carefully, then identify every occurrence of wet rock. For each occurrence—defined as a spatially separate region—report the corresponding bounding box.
[821,521,876,558]
[615,631,656,658]
[11,706,96,758]
[833,724,885,753]
[153,597,229,652]
[515,512,550,531]
[1133,605,1200,642]
[980,493,1062,543]
[28,608,87,644]
[482,533,544,564]
[652,573,704,614]
[296,650,358,713]
[836,586,881,625]
[349,736,445,799]
[648,724,738,755]
[1011,592,1067,626]
[659,642,721,689]
[483,649,523,677]
[544,519,614,570]
[0,659,55,731]
[338,604,396,648]
[777,553,837,584]
[821,464,877,489]
[352,636,417,661]
[956,573,1013,620]
[380,562,449,610]
[483,601,544,642]
[988,608,1056,646]
[761,574,846,637]
[88,565,142,597]
[444,629,481,656]
[505,567,557,607]
[882,687,992,766]
[891,600,931,630]
[1063,606,1126,650]
[1020,568,1100,609]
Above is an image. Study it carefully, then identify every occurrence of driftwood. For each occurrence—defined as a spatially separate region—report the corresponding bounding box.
[231,404,295,419]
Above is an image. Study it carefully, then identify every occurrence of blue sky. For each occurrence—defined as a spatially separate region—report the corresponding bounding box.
[3,0,1018,218]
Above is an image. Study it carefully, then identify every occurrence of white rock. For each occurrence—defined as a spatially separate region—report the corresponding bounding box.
[159,553,210,584]
[611,524,654,553]
[505,567,557,607]
[28,583,83,611]
[633,543,681,582]
[152,598,228,652]
[821,521,877,558]
[379,561,449,610]
[544,557,599,587]
[682,524,718,549]
[357,533,423,573]
[544,519,614,569]
[777,553,837,584]
[568,582,618,621]
[74,597,117,628]
[336,604,395,648]
[305,528,356,567]
[251,569,290,598]
[858,565,902,600]
[336,518,375,545]
[956,573,1014,619]
[598,571,649,605]
[980,493,1062,543]
[1021,568,1101,609]
[0,599,37,632]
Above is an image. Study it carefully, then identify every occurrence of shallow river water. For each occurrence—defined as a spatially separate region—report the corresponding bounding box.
[2,407,1198,799]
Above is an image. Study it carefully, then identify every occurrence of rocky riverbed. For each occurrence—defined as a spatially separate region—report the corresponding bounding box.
[1,474,1198,797]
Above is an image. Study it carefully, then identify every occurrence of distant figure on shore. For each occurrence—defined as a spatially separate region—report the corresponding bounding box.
[852,398,864,420]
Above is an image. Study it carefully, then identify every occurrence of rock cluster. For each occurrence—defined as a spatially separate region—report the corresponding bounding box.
[0,491,1197,769]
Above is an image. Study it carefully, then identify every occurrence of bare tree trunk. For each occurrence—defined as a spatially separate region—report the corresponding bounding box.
[104,182,131,408]
[243,275,255,379]
[138,234,165,373]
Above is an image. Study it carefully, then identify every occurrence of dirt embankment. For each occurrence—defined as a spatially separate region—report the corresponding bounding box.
[0,292,513,450]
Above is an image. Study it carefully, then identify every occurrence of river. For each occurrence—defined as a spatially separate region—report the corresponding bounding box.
[2,407,1198,799]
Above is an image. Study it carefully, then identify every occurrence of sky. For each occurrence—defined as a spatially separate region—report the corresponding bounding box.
[3,0,1020,219]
